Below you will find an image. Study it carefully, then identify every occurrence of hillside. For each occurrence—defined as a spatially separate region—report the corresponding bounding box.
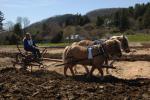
[86,8,122,21]
[28,8,119,31]
[25,8,120,42]
[26,14,80,37]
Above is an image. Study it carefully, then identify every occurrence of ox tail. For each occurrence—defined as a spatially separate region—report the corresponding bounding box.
[62,46,72,63]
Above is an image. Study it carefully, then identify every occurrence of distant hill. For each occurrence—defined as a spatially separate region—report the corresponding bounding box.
[86,8,122,21]
[24,8,127,42]
[26,14,77,34]
[27,8,121,33]
[29,8,121,27]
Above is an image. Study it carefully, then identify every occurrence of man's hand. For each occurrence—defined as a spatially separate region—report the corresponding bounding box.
[32,46,37,49]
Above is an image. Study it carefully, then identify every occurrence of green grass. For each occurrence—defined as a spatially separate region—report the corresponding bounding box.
[127,34,150,42]
[0,42,71,47]
[37,42,71,47]
[1,34,150,47]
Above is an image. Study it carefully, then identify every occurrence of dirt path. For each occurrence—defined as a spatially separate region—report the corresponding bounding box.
[44,61,150,79]
[1,57,149,80]
[111,61,150,79]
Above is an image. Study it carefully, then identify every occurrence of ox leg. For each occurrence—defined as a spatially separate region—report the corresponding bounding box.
[64,65,68,77]
[83,65,89,75]
[97,67,104,80]
[106,68,109,74]
[97,67,104,77]
[88,66,95,77]
[74,65,78,74]
[29,66,32,73]
[104,59,109,74]
[69,65,75,77]
[64,64,75,77]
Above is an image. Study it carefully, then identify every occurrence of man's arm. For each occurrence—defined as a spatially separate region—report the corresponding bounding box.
[33,40,37,47]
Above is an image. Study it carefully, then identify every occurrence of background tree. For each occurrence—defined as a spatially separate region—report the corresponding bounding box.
[16,17,30,34]
[134,4,146,19]
[142,6,150,28]
[113,9,129,31]
[51,31,63,43]
[96,16,104,26]
[13,23,22,37]
[12,23,23,44]
[22,17,30,33]
[22,17,30,28]
[113,11,120,27]
[63,26,75,42]
[16,17,22,26]
[4,21,14,31]
[79,15,90,26]
[42,23,49,34]
[119,9,129,31]
[0,11,4,30]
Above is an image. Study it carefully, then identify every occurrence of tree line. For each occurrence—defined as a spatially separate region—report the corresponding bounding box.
[0,13,30,44]
[96,3,150,31]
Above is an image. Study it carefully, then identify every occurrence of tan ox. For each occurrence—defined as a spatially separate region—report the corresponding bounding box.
[72,35,130,74]
[73,35,130,53]
[63,39,122,77]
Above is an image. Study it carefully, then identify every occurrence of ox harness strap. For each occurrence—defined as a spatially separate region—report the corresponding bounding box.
[100,43,109,60]
[87,43,109,65]
[87,47,93,65]
[94,39,109,60]
[87,47,93,59]
[93,40,110,63]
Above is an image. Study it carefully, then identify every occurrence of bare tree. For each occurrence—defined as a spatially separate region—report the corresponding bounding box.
[22,17,30,28]
[16,17,22,26]
[4,21,14,31]
[16,16,30,34]
[22,17,30,33]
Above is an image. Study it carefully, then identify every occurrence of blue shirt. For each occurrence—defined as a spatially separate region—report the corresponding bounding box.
[23,38,36,50]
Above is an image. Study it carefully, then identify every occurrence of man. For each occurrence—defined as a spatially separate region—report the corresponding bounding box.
[23,32,41,58]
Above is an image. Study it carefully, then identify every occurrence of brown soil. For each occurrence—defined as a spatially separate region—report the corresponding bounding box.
[0,44,150,100]
[0,67,149,100]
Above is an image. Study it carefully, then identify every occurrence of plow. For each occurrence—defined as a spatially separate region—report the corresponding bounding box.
[12,44,65,72]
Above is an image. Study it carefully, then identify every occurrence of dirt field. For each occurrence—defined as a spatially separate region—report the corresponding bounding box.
[0,43,150,99]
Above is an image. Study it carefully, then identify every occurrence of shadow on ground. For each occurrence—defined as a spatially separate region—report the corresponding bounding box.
[72,74,150,86]
[0,67,149,86]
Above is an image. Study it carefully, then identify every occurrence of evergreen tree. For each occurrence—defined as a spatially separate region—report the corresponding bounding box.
[119,9,129,31]
[13,23,22,37]
[113,9,129,31]
[142,6,150,28]
[42,23,49,34]
[96,16,104,26]
[128,6,134,17]
[134,3,146,19]
[0,11,4,30]
[51,31,63,43]
[113,11,120,27]
[13,23,23,43]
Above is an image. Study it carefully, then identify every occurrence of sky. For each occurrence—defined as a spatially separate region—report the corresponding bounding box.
[0,0,150,24]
